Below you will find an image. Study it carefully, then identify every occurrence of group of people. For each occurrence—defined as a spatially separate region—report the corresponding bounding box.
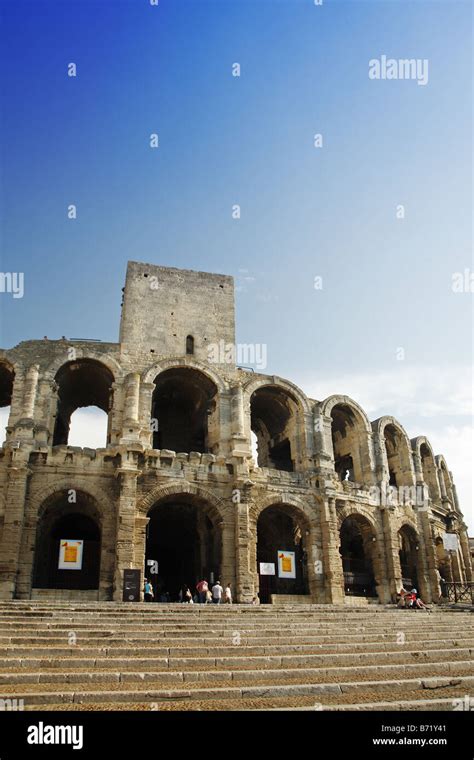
[143,578,233,604]
[397,587,431,611]
[190,579,233,604]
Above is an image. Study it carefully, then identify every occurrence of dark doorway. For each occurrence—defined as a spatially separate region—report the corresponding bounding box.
[145,501,220,601]
[339,516,376,597]
[399,526,419,590]
[151,368,217,453]
[33,512,101,590]
[257,506,308,603]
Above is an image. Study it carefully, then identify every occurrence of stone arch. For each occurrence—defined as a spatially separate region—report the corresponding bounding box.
[148,363,223,454]
[139,481,226,600]
[435,455,455,506]
[44,350,122,383]
[397,522,422,591]
[142,357,228,394]
[319,395,374,484]
[253,496,313,602]
[28,478,115,523]
[137,481,227,525]
[28,483,115,598]
[50,358,115,447]
[243,376,312,416]
[337,506,382,599]
[373,416,415,488]
[249,492,315,526]
[412,436,441,503]
[246,380,309,471]
[319,395,372,436]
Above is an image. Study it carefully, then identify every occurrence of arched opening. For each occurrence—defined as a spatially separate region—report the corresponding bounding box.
[33,492,101,590]
[435,537,451,587]
[439,462,454,506]
[145,497,221,601]
[186,335,194,355]
[250,386,300,471]
[0,362,14,445]
[339,515,377,597]
[68,406,109,448]
[419,443,439,502]
[52,360,114,447]
[256,505,309,603]
[384,424,412,487]
[330,404,369,483]
[151,367,218,453]
[398,525,420,590]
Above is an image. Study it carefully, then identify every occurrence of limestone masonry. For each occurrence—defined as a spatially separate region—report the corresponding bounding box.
[0,261,471,603]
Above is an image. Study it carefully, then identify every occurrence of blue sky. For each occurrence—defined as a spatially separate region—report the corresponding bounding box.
[0,0,472,529]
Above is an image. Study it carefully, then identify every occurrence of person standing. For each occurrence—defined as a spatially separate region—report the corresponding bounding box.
[144,579,154,603]
[211,580,223,605]
[224,583,232,604]
[196,579,209,604]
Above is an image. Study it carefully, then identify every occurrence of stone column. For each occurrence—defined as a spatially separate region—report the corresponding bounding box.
[320,497,344,603]
[380,507,402,601]
[113,465,139,601]
[22,364,39,420]
[121,373,141,443]
[418,509,440,602]
[0,447,31,599]
[307,509,325,602]
[140,382,155,448]
[231,385,250,460]
[234,485,255,603]
[459,529,472,582]
[412,518,432,603]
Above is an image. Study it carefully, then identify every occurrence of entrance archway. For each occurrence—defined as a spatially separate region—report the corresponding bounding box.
[33,492,101,590]
[151,367,218,453]
[256,505,309,603]
[339,515,377,597]
[145,498,221,601]
[398,525,420,590]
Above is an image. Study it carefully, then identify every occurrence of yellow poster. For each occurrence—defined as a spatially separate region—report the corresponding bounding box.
[278,550,296,579]
[58,539,83,570]
[64,545,78,563]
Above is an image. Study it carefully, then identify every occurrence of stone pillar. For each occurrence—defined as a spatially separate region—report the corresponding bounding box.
[140,382,155,448]
[220,516,235,593]
[231,385,250,459]
[459,529,472,582]
[113,464,139,601]
[437,469,447,501]
[121,373,141,443]
[418,509,440,602]
[320,497,344,604]
[307,509,325,602]
[0,447,31,599]
[22,364,39,420]
[234,485,255,603]
[380,507,402,601]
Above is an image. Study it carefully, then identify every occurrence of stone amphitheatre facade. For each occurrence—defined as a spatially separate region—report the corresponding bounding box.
[0,261,471,604]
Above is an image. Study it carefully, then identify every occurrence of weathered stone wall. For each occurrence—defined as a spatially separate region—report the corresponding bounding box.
[0,262,471,603]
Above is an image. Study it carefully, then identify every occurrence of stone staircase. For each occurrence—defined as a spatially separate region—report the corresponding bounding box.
[0,601,472,711]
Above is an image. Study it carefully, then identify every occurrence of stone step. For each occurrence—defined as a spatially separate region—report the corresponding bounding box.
[0,659,471,686]
[3,674,473,707]
[1,636,472,658]
[0,645,471,671]
[0,626,471,642]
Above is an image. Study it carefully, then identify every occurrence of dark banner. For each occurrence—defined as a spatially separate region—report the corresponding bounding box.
[0,711,472,757]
